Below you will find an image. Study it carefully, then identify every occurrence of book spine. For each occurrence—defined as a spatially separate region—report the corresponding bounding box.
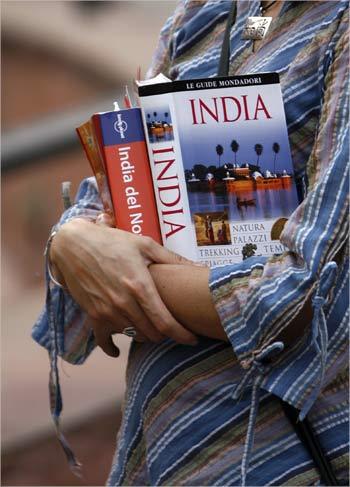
[92,109,162,244]
[139,93,197,261]
[76,120,114,219]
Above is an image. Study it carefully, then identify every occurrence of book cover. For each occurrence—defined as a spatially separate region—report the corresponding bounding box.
[138,73,300,266]
[91,108,162,243]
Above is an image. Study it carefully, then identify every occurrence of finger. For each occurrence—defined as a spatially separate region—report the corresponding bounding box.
[125,328,148,342]
[124,298,166,343]
[143,238,196,266]
[91,319,120,357]
[96,212,115,227]
[97,298,163,343]
[111,318,148,342]
[91,308,150,343]
[136,274,198,345]
[106,313,150,342]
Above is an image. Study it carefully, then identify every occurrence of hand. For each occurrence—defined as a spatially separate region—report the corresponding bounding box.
[50,217,198,356]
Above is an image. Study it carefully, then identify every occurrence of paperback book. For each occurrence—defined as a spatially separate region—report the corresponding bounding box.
[77,107,162,243]
[78,73,299,267]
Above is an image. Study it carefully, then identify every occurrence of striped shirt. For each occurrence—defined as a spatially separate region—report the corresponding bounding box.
[32,1,349,485]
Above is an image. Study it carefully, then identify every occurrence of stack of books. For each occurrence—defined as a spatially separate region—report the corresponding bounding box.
[77,72,299,266]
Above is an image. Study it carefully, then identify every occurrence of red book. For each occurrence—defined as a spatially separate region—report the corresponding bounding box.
[91,108,162,243]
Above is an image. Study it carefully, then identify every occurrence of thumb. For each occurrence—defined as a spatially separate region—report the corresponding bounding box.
[146,241,197,266]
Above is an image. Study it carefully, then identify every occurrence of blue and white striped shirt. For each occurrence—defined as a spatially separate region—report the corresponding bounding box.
[33,1,349,485]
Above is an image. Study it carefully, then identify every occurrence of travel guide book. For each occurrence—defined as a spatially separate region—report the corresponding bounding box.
[77,107,162,243]
[77,73,300,267]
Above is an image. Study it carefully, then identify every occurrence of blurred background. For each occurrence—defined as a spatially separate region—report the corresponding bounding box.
[1,1,176,485]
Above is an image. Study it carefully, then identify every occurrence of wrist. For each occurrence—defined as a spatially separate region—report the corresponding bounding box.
[50,218,91,264]
[49,218,92,288]
[45,227,67,288]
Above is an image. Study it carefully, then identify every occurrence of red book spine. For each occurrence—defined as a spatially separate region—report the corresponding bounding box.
[92,109,162,244]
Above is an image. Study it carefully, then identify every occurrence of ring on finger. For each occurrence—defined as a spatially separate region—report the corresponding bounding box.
[122,326,137,338]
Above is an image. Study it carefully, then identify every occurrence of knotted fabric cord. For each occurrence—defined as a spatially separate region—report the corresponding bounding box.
[300,262,338,420]
[278,263,339,486]
[46,230,82,477]
[232,342,285,487]
[217,3,339,485]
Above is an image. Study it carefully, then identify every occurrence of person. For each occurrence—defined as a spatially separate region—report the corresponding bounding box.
[217,227,224,243]
[221,218,228,244]
[205,214,210,238]
[32,1,349,485]
[208,215,215,244]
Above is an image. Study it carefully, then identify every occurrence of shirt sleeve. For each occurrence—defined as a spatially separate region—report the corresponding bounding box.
[31,177,103,364]
[209,16,349,413]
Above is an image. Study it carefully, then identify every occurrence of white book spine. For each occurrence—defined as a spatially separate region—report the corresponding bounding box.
[139,92,197,261]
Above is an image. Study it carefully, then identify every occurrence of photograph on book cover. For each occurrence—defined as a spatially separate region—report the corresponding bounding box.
[194,210,232,247]
[144,103,174,144]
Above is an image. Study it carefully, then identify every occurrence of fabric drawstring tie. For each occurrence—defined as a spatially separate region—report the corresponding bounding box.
[46,266,82,477]
[299,261,338,421]
[232,341,285,487]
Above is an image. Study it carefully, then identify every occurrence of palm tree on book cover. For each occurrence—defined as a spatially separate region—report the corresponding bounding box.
[273,142,280,174]
[230,139,239,165]
[254,143,263,165]
[216,144,224,167]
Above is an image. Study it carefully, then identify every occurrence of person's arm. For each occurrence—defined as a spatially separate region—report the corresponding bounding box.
[149,264,227,341]
[207,19,349,418]
[52,211,314,352]
[49,218,198,357]
[32,1,196,361]
[210,20,348,353]
[149,263,317,346]
[32,0,189,361]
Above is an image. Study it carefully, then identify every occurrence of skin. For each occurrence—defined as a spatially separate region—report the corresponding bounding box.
[51,212,316,358]
[50,216,225,357]
[149,260,314,349]
[149,263,227,342]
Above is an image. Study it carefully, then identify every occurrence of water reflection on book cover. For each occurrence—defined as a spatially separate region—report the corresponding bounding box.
[188,186,298,221]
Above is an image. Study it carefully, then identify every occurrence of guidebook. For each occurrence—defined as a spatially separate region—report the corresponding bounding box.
[137,73,299,266]
[78,73,299,267]
[77,107,162,243]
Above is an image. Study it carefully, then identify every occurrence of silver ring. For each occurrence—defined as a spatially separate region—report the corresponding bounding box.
[122,326,137,338]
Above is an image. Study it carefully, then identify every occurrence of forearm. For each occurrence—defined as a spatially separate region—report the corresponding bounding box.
[149,264,228,342]
[149,263,316,346]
